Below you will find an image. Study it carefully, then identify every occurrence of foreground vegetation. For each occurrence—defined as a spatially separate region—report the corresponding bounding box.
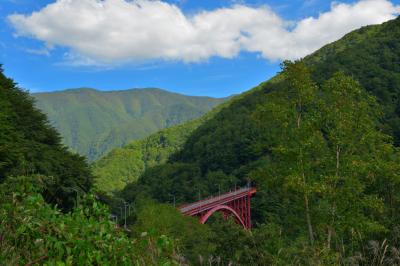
[0,176,178,265]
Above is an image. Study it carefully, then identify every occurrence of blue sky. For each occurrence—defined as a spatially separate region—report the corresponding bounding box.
[0,0,399,97]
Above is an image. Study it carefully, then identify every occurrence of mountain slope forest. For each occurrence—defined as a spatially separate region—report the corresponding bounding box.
[33,88,228,161]
[98,17,400,196]
[305,16,400,145]
[0,66,92,211]
[93,117,203,193]
[0,66,182,264]
[92,96,240,193]
[113,17,400,264]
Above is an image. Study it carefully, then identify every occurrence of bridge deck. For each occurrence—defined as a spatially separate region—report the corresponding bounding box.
[179,187,256,215]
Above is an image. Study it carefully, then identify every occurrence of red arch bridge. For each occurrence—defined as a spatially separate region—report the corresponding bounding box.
[179,187,257,229]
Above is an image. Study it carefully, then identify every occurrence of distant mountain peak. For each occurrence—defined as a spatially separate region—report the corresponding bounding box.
[33,87,226,100]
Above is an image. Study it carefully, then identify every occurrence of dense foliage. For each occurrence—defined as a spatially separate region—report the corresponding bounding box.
[0,67,92,211]
[0,176,178,265]
[305,16,400,145]
[33,88,228,160]
[132,200,215,264]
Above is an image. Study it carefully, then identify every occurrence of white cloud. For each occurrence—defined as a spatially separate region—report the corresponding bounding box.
[8,0,400,64]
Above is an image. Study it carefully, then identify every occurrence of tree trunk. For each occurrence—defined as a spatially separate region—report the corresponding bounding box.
[297,109,314,246]
[304,191,314,245]
[327,227,332,249]
[336,145,340,177]
[327,145,340,249]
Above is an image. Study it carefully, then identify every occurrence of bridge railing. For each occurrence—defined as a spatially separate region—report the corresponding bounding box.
[179,187,256,214]
[178,187,240,208]
[179,187,249,208]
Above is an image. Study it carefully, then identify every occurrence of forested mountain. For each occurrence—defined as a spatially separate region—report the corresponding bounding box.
[0,66,92,211]
[33,88,228,161]
[112,17,400,264]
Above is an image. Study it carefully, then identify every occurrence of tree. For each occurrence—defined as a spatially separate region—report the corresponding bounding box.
[254,61,322,245]
[252,62,399,257]
[318,73,397,250]
[133,201,215,264]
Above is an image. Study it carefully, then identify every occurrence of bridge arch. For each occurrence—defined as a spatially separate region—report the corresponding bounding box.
[199,205,246,228]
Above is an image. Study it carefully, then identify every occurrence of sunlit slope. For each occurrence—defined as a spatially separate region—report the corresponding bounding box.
[33,88,228,161]
[92,94,243,193]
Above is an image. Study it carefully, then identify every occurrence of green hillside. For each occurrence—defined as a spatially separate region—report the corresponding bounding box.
[304,17,400,145]
[33,88,228,161]
[92,91,242,193]
[93,118,202,193]
[0,66,92,211]
[112,18,400,264]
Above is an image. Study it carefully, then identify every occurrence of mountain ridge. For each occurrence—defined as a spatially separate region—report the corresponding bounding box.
[32,87,229,161]
[34,87,227,99]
